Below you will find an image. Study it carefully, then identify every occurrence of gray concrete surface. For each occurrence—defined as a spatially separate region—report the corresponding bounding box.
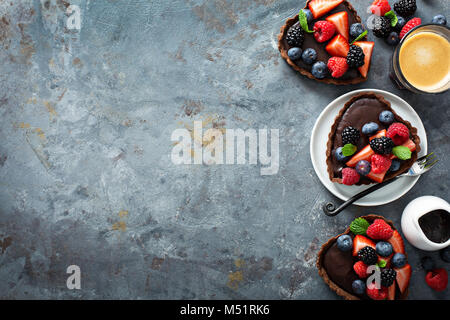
[0,0,449,299]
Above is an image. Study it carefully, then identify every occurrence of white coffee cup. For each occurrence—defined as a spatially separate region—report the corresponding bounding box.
[401,196,450,251]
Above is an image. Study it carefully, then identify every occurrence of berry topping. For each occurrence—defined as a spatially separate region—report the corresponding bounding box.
[334,147,349,162]
[301,48,317,65]
[311,61,328,79]
[301,9,314,23]
[325,34,349,57]
[440,246,450,263]
[355,160,371,176]
[352,279,366,295]
[327,56,348,78]
[326,11,349,40]
[381,268,397,287]
[376,241,393,257]
[287,47,302,60]
[336,234,353,252]
[313,20,336,43]
[353,235,376,256]
[432,14,447,26]
[346,45,365,68]
[388,230,405,254]
[353,261,369,278]
[353,41,374,78]
[395,16,407,31]
[400,17,421,39]
[370,137,394,155]
[421,256,435,272]
[342,167,360,186]
[379,110,395,124]
[371,0,392,16]
[358,246,378,265]
[372,16,391,38]
[392,253,407,268]
[394,264,411,293]
[362,122,379,136]
[425,268,448,292]
[308,0,344,19]
[385,31,400,46]
[286,24,305,47]
[387,123,409,145]
[366,219,394,240]
[366,282,388,300]
[350,218,370,235]
[394,0,417,18]
[389,159,401,172]
[342,126,360,145]
[371,154,392,174]
[350,23,365,39]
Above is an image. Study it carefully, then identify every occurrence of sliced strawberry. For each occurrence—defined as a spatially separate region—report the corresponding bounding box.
[354,41,374,78]
[326,11,349,40]
[352,235,376,256]
[394,264,411,294]
[389,139,417,159]
[387,283,396,300]
[370,129,386,140]
[308,0,344,19]
[346,130,386,167]
[326,34,349,57]
[366,170,386,183]
[388,230,405,254]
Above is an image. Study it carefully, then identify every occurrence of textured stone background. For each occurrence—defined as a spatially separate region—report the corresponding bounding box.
[0,0,448,299]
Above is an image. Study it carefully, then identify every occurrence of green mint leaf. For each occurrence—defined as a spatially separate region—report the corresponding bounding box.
[298,10,315,33]
[392,146,412,160]
[377,260,387,268]
[384,10,398,27]
[342,144,357,157]
[350,30,368,45]
[350,218,370,235]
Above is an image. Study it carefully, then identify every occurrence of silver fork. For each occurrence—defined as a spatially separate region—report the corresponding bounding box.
[323,153,439,216]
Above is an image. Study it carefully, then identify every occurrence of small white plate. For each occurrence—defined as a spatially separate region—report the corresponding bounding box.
[310,89,427,206]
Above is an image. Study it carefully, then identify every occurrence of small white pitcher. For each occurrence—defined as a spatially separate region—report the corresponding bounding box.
[401,196,450,251]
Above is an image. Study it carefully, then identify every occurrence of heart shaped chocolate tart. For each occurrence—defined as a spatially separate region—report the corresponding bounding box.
[326,92,421,186]
[278,0,374,84]
[317,215,411,300]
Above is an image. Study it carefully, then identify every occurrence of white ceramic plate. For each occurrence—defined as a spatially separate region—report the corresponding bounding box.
[310,89,427,206]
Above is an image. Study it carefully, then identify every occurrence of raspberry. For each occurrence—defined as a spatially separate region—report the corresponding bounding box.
[366,219,394,240]
[425,268,448,292]
[366,283,388,300]
[371,0,391,16]
[327,57,348,78]
[342,167,360,185]
[400,17,421,39]
[387,123,409,145]
[371,154,392,174]
[353,261,369,278]
[313,21,336,43]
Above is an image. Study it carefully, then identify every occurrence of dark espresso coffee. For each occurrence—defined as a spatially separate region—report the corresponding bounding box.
[418,210,450,244]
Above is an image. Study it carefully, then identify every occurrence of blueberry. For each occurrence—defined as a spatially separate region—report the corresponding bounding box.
[311,61,327,79]
[432,14,447,26]
[350,23,365,38]
[335,147,349,162]
[302,9,313,23]
[376,241,393,257]
[379,111,394,125]
[440,246,450,263]
[355,160,371,176]
[288,47,302,60]
[389,159,401,172]
[395,16,406,31]
[421,256,435,271]
[386,32,400,46]
[301,48,317,65]
[392,253,407,268]
[362,122,379,135]
[352,279,366,295]
[337,235,353,252]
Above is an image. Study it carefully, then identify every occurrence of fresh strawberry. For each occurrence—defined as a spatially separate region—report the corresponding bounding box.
[367,170,386,183]
[388,230,405,254]
[353,261,369,278]
[353,41,374,78]
[400,17,422,39]
[378,253,393,267]
[327,56,348,78]
[326,11,349,40]
[352,235,376,256]
[308,0,344,19]
[387,123,409,145]
[371,154,392,174]
[387,283,396,300]
[425,268,448,292]
[370,0,391,16]
[326,34,349,57]
[313,20,336,42]
[346,130,386,167]
[366,282,388,300]
[342,167,360,185]
[366,219,393,240]
[394,264,411,293]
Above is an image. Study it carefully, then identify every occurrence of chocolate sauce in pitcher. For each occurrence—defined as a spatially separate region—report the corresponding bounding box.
[418,210,450,244]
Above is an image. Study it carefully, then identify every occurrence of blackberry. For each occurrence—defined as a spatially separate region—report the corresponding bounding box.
[394,0,416,17]
[286,24,305,47]
[346,45,365,68]
[358,246,378,265]
[372,16,391,38]
[381,269,397,287]
[370,137,395,154]
[342,126,360,145]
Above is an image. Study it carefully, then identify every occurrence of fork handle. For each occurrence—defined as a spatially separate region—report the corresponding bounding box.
[323,178,398,216]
